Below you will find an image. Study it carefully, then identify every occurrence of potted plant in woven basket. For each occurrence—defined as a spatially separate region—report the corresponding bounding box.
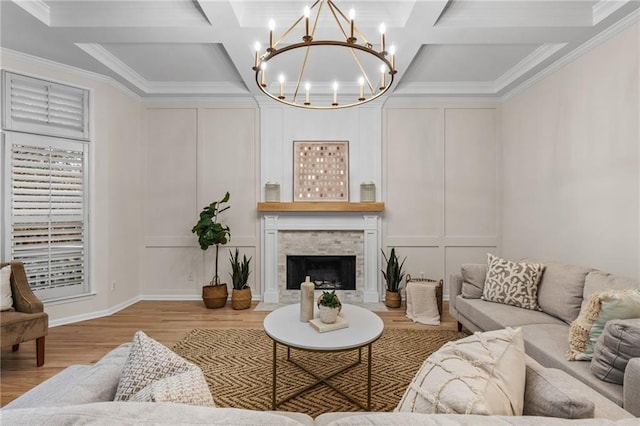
[382,247,406,308]
[229,248,252,310]
[192,192,231,309]
[317,290,342,323]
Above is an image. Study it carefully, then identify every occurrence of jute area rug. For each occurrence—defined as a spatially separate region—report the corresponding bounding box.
[172,328,467,418]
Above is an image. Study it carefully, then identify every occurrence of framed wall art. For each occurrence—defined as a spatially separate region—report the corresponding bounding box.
[293,141,349,202]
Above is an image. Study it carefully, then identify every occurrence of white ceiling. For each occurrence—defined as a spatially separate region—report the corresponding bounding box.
[1,0,638,100]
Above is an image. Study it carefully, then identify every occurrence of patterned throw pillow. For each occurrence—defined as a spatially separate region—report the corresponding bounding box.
[396,328,526,415]
[481,254,545,311]
[129,369,215,406]
[567,289,640,361]
[114,331,199,401]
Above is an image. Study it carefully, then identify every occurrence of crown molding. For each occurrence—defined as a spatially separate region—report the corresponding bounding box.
[494,43,566,92]
[75,43,149,92]
[0,47,141,101]
[393,81,498,96]
[593,0,629,25]
[12,0,50,26]
[502,7,640,102]
[142,96,258,107]
[147,81,248,95]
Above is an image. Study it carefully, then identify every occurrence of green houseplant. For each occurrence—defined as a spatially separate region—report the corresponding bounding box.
[229,248,252,310]
[381,247,406,308]
[317,290,342,323]
[192,192,231,308]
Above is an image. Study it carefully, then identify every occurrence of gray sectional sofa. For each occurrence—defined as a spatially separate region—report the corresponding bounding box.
[449,260,640,416]
[1,333,635,424]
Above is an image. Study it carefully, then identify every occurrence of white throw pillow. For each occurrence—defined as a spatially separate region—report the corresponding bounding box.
[129,369,215,407]
[1,265,13,311]
[396,327,526,415]
[114,331,200,401]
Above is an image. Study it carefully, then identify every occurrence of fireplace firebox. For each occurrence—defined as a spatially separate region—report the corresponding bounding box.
[287,255,356,291]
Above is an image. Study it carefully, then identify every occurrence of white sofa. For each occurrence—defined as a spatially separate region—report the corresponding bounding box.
[1,339,635,425]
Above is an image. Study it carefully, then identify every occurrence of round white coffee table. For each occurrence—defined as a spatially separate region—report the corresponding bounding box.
[263,303,384,410]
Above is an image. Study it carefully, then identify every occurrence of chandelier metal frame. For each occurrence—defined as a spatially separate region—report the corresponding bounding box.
[252,0,397,110]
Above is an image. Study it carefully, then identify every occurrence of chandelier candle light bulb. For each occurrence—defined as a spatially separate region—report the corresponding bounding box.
[332,81,338,106]
[358,76,365,101]
[389,45,396,71]
[253,42,261,69]
[379,64,386,90]
[349,8,355,42]
[304,6,311,41]
[379,23,386,54]
[278,74,285,99]
[305,82,311,105]
[268,19,275,52]
[260,62,267,87]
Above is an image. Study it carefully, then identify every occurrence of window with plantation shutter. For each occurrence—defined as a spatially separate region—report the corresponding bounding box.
[2,71,89,140]
[3,131,89,300]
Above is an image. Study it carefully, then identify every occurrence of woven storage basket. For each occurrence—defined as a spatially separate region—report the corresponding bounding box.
[404,275,443,316]
[231,288,252,310]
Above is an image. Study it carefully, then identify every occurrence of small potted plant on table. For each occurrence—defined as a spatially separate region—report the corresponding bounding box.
[317,290,342,323]
[230,248,252,310]
[382,247,406,308]
[192,192,231,309]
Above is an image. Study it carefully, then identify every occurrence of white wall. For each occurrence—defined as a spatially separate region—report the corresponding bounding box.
[382,100,501,296]
[502,22,640,279]
[0,50,145,323]
[141,102,260,298]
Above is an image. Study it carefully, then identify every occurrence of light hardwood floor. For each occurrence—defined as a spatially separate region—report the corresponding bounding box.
[1,300,457,406]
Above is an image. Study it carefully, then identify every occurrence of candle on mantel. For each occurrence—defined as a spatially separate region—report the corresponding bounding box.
[332,81,338,105]
[379,23,386,53]
[305,82,310,105]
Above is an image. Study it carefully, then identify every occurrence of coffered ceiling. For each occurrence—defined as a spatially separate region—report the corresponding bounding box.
[1,0,638,100]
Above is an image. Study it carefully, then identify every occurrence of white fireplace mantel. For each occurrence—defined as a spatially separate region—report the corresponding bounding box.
[260,211,383,304]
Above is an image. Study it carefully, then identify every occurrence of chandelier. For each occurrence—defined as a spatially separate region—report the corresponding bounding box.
[252,0,397,109]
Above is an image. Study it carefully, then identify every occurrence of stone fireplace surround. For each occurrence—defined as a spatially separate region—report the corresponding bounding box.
[260,210,382,304]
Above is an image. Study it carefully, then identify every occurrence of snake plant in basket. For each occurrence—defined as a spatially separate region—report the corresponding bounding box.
[229,248,252,310]
[192,192,231,309]
[381,248,406,308]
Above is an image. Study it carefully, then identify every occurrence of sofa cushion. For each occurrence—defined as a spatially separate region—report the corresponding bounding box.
[1,264,13,311]
[530,261,591,324]
[591,319,640,384]
[523,364,594,418]
[520,324,624,407]
[455,297,566,331]
[482,254,544,311]
[130,369,215,406]
[396,327,526,415]
[461,264,487,299]
[567,289,640,361]
[583,272,640,310]
[114,331,199,401]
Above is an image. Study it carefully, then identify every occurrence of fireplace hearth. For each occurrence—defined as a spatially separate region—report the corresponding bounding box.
[287,255,356,291]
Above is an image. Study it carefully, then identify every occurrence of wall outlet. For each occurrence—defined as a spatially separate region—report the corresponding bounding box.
[187,273,194,282]
[111,281,117,291]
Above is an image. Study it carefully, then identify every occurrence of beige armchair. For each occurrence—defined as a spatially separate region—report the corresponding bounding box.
[1,261,48,366]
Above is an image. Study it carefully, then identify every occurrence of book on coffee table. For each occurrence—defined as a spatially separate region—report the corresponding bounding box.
[309,316,349,333]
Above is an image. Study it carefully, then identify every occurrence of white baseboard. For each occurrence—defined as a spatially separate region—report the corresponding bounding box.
[49,296,141,327]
